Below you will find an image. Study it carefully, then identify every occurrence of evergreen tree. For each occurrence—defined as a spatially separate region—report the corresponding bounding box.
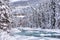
[0,0,12,31]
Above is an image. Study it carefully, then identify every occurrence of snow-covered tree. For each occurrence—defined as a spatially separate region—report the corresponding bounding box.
[0,0,13,31]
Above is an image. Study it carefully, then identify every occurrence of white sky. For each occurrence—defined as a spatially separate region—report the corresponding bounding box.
[10,0,20,2]
[10,0,28,2]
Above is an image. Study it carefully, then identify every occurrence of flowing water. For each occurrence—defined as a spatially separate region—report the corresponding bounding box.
[1,27,59,40]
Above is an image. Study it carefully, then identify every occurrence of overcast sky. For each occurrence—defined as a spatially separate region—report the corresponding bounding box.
[10,0,28,2]
[10,0,19,2]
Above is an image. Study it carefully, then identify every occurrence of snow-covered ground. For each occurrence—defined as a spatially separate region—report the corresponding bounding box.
[0,27,60,40]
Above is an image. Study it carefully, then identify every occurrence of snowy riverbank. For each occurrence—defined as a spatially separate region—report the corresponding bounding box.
[0,27,60,40]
